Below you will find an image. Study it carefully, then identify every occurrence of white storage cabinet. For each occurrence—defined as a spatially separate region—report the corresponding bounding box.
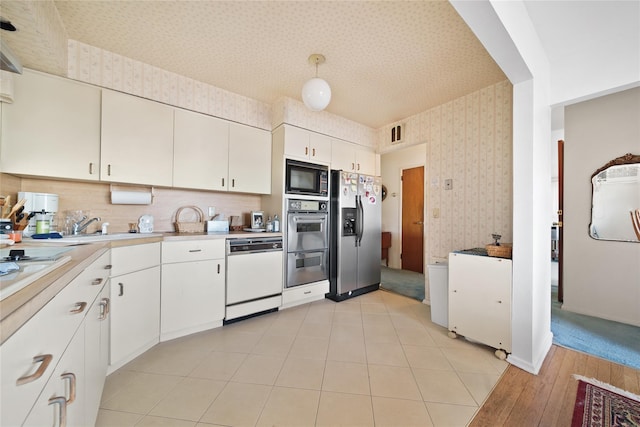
[161,239,226,340]
[109,242,161,372]
[0,69,102,180]
[447,252,512,359]
[0,250,111,426]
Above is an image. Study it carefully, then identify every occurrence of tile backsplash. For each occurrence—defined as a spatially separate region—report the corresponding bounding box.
[13,179,262,234]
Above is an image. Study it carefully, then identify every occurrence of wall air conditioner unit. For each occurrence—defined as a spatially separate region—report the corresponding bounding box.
[390,124,404,144]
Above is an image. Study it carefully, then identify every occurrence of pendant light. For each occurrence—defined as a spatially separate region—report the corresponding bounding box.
[301,54,331,111]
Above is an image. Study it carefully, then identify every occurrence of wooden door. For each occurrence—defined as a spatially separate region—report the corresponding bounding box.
[401,166,424,273]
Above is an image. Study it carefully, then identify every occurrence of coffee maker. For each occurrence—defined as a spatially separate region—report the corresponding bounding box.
[18,192,59,236]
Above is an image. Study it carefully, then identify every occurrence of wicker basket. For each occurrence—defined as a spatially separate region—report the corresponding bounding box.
[174,206,206,233]
[486,243,512,259]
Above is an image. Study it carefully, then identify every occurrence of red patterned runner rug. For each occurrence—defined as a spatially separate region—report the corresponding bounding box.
[571,375,640,427]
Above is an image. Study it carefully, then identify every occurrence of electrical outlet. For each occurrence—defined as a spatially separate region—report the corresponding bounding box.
[444,179,453,190]
[208,206,216,217]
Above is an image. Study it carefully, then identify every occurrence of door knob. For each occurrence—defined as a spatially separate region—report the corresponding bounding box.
[413,221,424,225]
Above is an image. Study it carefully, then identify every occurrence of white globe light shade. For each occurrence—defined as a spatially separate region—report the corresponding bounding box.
[301,77,331,111]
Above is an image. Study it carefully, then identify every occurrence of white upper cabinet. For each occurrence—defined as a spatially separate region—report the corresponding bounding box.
[101,89,174,186]
[331,139,377,176]
[173,109,229,191]
[0,69,101,180]
[283,125,331,164]
[228,122,271,194]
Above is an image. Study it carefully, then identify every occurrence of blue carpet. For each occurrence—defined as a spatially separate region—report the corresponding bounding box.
[551,286,640,370]
[380,266,425,302]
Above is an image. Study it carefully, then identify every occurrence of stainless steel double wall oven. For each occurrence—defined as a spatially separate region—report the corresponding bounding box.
[285,198,329,288]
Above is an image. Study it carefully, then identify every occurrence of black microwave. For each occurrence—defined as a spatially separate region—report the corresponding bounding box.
[285,159,329,197]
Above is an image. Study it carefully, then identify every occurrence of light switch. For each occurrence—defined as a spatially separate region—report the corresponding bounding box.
[433,208,440,218]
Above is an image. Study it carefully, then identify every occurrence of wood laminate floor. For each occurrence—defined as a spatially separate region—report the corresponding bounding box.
[470,344,640,426]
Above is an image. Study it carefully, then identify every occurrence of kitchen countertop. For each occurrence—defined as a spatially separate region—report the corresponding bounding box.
[0,231,283,345]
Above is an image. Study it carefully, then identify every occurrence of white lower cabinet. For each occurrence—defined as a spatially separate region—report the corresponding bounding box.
[109,266,160,371]
[109,243,161,372]
[281,280,329,309]
[0,250,111,426]
[23,329,85,427]
[84,285,110,427]
[161,240,225,341]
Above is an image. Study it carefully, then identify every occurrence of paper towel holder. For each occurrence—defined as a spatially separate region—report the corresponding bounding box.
[110,184,154,205]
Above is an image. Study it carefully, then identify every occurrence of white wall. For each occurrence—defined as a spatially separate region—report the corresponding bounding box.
[452,0,554,374]
[564,87,640,326]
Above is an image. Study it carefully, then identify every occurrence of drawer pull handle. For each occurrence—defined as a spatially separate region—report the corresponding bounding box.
[48,395,67,427]
[61,372,76,404]
[89,162,94,175]
[312,148,316,157]
[222,178,225,187]
[99,297,110,320]
[105,264,112,270]
[107,164,112,176]
[304,291,312,294]
[91,278,103,286]
[70,302,87,314]
[232,178,235,188]
[305,147,309,156]
[188,249,202,253]
[16,354,53,385]
[119,283,124,296]
[217,263,221,274]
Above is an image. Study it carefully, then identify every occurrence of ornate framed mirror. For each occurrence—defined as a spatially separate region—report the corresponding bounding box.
[589,153,640,242]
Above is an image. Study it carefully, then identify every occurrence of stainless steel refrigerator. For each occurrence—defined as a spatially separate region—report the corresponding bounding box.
[328,170,382,301]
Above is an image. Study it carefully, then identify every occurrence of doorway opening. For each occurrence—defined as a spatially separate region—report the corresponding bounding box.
[401,166,424,273]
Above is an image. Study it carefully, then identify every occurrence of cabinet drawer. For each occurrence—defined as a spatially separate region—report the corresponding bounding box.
[282,281,329,306]
[161,239,225,263]
[0,258,106,426]
[110,243,160,276]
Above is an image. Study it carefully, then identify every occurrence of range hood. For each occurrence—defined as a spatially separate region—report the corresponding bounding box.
[0,38,23,74]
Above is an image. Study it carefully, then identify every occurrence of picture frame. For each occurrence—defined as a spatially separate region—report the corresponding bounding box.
[251,211,264,229]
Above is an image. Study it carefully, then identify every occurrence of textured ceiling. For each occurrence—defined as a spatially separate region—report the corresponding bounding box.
[2,1,507,129]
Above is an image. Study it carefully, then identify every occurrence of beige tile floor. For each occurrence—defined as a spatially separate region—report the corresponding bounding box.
[97,290,508,427]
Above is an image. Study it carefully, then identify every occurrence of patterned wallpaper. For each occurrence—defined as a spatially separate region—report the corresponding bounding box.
[379,80,513,257]
[67,40,376,147]
[68,40,272,131]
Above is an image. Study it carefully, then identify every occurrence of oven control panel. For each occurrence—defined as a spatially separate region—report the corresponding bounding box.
[287,199,327,212]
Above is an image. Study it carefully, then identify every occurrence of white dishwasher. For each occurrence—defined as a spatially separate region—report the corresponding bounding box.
[225,237,283,322]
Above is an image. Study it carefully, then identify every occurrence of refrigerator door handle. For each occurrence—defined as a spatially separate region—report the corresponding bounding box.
[356,195,364,246]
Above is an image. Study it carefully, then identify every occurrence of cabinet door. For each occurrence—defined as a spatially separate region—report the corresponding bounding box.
[309,133,332,164]
[101,89,174,186]
[355,147,377,176]
[174,109,229,191]
[23,328,86,427]
[84,285,110,427]
[448,254,512,352]
[0,69,101,180]
[228,123,271,194]
[331,140,356,172]
[161,259,225,339]
[283,125,311,160]
[110,266,160,366]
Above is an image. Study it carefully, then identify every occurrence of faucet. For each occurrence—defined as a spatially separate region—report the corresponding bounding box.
[72,217,101,235]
